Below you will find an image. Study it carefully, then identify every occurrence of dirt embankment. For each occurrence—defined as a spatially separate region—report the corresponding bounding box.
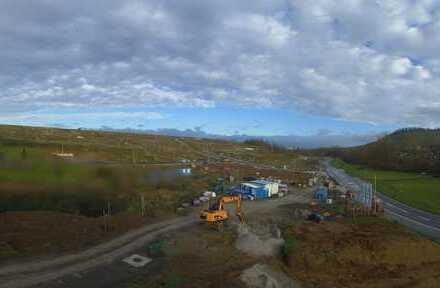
[285,218,440,288]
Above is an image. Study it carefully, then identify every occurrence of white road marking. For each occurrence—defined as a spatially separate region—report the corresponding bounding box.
[417,215,431,222]
[385,209,440,232]
[385,202,408,214]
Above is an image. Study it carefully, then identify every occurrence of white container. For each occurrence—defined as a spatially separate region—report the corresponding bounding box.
[326,198,333,204]
[199,196,210,202]
[203,191,211,197]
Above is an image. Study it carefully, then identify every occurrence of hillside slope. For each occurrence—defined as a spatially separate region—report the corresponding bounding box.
[0,124,297,166]
[324,128,440,174]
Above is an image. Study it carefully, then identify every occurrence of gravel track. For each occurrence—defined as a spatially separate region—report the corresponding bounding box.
[0,215,198,288]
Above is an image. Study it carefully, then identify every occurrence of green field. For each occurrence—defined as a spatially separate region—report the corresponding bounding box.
[0,125,306,218]
[332,158,440,214]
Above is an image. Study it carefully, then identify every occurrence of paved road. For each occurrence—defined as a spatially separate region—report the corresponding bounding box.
[325,162,440,242]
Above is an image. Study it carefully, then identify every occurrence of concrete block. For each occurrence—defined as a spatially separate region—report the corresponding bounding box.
[122,254,152,268]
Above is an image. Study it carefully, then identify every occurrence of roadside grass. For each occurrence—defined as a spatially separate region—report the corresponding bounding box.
[283,235,300,257]
[341,216,396,227]
[0,241,20,258]
[125,274,187,288]
[332,158,440,214]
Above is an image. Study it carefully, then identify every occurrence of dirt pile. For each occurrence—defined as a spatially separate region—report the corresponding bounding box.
[131,225,257,288]
[285,218,440,288]
[240,263,302,288]
[235,223,284,258]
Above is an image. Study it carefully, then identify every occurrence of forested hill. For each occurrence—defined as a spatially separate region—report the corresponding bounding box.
[322,128,440,174]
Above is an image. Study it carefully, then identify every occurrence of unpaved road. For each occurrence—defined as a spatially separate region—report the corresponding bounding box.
[2,188,312,288]
[0,215,198,288]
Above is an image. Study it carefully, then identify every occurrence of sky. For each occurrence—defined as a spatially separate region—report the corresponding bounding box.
[1,1,439,146]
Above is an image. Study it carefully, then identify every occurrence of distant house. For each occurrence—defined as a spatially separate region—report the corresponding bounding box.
[52,144,74,159]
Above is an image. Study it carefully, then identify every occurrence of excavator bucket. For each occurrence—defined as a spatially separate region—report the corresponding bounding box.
[237,212,244,223]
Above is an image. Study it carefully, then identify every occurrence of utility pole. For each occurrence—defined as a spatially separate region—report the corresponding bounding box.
[374,175,377,194]
[103,208,107,232]
[107,200,111,231]
[374,174,377,212]
[140,194,145,217]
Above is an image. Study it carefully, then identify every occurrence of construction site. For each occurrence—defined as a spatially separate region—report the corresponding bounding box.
[0,125,439,288]
[3,1,440,287]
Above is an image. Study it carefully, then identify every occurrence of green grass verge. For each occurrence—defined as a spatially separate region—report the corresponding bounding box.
[0,242,20,259]
[283,235,300,257]
[332,158,440,214]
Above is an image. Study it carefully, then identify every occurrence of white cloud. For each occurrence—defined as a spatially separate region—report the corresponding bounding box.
[415,66,432,80]
[391,57,412,75]
[0,111,165,126]
[1,0,440,127]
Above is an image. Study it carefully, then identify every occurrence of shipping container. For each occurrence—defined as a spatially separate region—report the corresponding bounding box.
[239,182,268,199]
[251,179,279,197]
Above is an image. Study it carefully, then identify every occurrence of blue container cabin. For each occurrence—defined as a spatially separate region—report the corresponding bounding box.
[315,186,328,201]
[239,182,268,200]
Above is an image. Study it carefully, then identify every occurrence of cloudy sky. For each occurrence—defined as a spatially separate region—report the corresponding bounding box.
[1,0,439,145]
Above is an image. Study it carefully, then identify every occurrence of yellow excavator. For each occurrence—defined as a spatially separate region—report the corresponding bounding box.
[200,195,244,227]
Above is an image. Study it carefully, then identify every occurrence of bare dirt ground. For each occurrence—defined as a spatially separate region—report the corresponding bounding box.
[284,218,440,288]
[0,215,197,288]
[0,211,166,263]
[22,187,313,288]
[4,185,439,288]
[108,189,313,288]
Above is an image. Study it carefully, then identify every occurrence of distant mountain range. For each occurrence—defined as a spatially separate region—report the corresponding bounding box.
[321,128,440,174]
[98,126,382,149]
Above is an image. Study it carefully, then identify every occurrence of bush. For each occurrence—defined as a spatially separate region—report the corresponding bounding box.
[283,235,299,257]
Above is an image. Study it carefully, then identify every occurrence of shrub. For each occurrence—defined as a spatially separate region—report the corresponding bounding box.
[283,235,299,257]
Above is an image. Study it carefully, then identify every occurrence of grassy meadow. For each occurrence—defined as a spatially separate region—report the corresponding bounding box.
[0,125,302,218]
[332,158,440,214]
[0,143,221,217]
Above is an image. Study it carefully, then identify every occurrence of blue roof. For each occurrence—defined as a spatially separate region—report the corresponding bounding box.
[242,182,264,189]
[252,179,270,185]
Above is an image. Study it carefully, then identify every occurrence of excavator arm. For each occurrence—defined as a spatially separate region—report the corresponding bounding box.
[220,195,244,223]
